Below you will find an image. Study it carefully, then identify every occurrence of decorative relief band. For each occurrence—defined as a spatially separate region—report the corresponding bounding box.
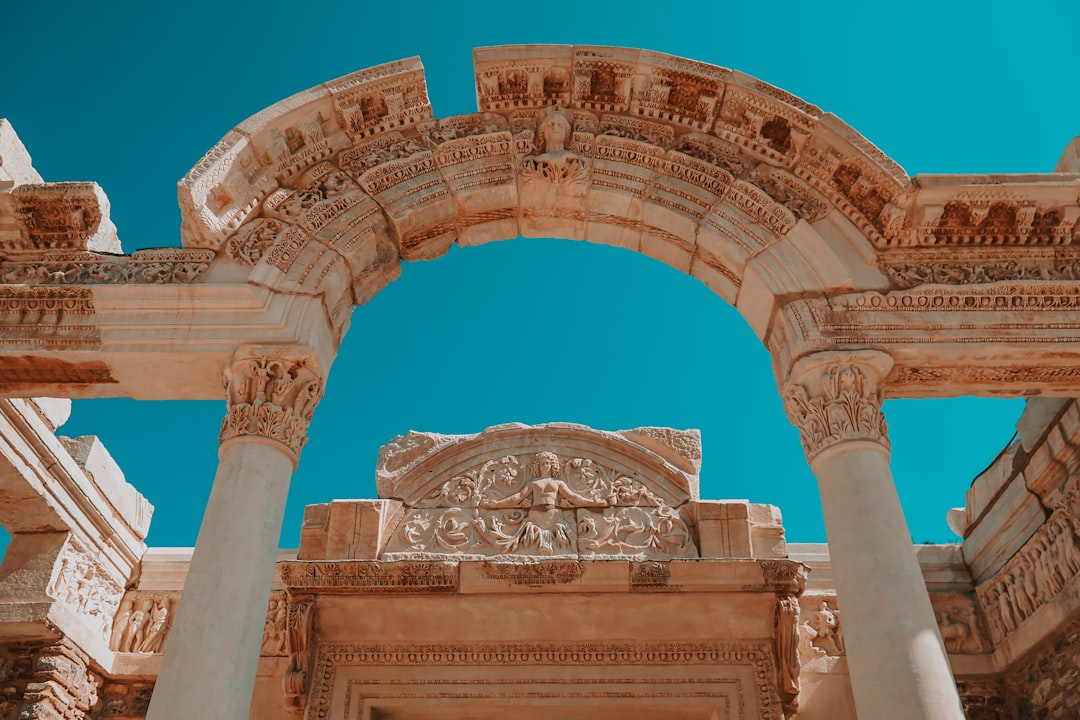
[219,348,324,462]
[278,561,458,594]
[782,351,892,461]
[309,639,783,720]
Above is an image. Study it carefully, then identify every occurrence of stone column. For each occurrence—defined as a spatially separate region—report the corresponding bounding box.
[147,347,323,720]
[783,350,964,720]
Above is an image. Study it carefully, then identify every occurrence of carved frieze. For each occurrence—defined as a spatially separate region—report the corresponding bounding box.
[930,593,989,654]
[0,286,99,349]
[0,249,213,284]
[479,560,583,586]
[5,184,114,253]
[382,450,696,560]
[976,506,1080,644]
[219,349,324,461]
[278,561,458,594]
[326,59,432,142]
[109,592,177,654]
[47,538,124,642]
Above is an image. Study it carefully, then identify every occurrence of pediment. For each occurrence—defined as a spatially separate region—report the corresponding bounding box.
[375,423,702,560]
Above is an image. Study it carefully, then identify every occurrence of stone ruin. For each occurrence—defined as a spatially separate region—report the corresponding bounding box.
[0,43,1079,719]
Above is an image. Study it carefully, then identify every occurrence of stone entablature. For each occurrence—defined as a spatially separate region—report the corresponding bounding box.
[3,50,1080,401]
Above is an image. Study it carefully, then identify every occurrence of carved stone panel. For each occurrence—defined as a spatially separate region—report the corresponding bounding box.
[109,592,178,654]
[382,449,696,560]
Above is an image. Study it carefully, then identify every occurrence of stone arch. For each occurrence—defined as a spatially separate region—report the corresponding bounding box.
[178,46,908,358]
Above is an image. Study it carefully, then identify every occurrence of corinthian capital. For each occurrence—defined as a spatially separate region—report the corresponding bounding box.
[219,347,324,464]
[782,350,893,462]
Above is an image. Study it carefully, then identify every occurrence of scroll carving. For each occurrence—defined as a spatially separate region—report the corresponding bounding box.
[109,592,176,654]
[283,596,315,709]
[219,349,324,461]
[383,450,695,559]
[783,354,891,460]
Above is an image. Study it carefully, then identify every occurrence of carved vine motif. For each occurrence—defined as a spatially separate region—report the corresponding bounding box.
[48,538,124,641]
[0,251,213,285]
[109,593,176,654]
[976,504,1080,644]
[278,561,458,594]
[219,350,324,460]
[783,361,888,460]
[384,451,695,559]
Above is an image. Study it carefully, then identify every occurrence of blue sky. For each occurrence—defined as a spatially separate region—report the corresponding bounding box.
[5,1,1077,547]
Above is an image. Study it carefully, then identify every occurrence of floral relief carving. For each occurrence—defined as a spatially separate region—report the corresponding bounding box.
[783,358,889,460]
[219,349,324,461]
[0,250,213,284]
[384,450,695,559]
[278,561,458,594]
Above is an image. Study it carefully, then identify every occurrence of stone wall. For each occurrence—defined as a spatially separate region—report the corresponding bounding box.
[1005,618,1080,720]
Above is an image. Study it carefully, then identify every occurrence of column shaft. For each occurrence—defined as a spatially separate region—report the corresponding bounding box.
[146,440,292,719]
[147,348,324,720]
[813,443,964,719]
[784,351,964,720]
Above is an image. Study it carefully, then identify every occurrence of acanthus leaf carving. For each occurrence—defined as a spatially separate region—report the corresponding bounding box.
[783,353,891,461]
[219,349,324,462]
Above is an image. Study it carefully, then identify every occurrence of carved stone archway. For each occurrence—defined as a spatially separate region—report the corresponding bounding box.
[2,43,1079,720]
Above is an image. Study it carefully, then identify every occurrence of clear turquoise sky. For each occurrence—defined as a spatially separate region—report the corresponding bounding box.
[5,1,1077,547]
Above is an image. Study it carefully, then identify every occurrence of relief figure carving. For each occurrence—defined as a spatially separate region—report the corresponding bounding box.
[800,599,844,657]
[518,109,589,186]
[385,450,696,560]
[477,451,604,555]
